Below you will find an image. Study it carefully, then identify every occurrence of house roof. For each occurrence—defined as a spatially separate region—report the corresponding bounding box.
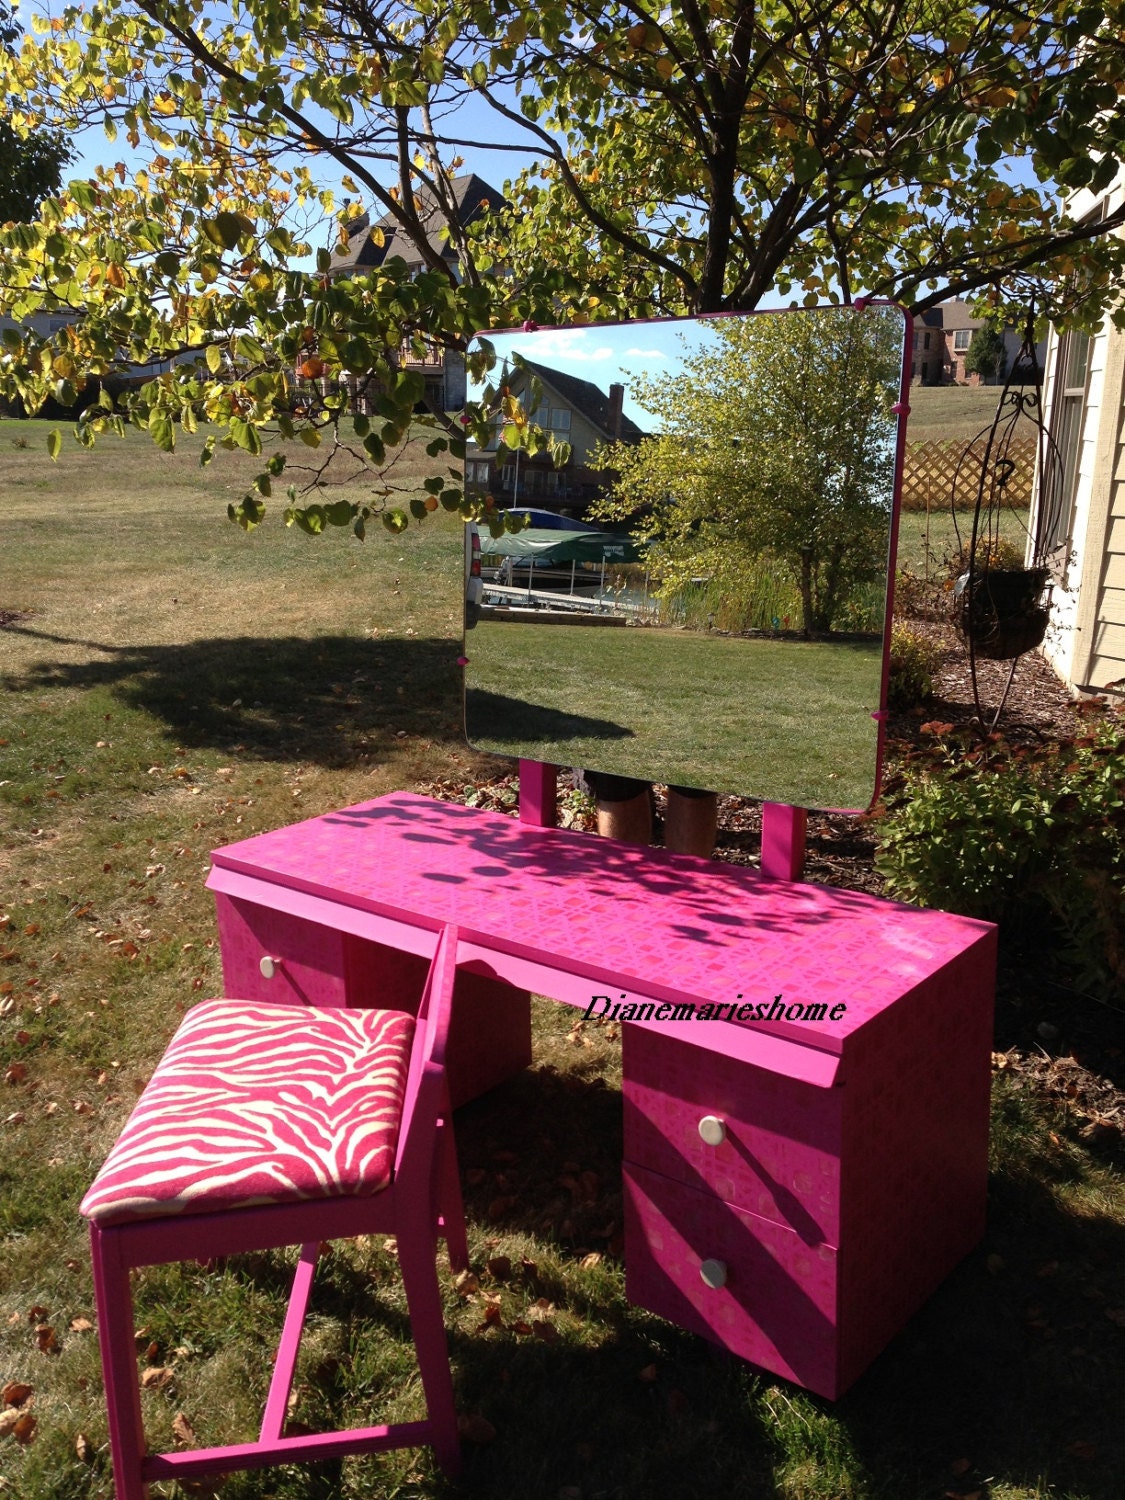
[518,360,646,442]
[330,174,507,274]
[935,300,984,333]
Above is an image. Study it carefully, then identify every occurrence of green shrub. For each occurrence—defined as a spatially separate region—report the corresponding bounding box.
[873,714,1125,1000]
[886,623,942,709]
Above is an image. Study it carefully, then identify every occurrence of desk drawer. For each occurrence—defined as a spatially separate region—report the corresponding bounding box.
[214,895,351,1007]
[622,1025,843,1246]
[624,1163,840,1398]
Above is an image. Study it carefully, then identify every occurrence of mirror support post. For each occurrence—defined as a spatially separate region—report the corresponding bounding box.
[761,804,806,881]
[519,759,558,828]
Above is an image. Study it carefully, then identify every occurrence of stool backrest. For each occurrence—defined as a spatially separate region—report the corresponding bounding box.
[394,925,459,1183]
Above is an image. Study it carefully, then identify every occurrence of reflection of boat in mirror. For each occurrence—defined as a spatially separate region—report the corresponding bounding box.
[463,304,910,812]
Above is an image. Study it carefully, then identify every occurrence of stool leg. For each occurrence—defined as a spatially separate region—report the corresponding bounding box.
[397,1223,461,1478]
[90,1226,150,1500]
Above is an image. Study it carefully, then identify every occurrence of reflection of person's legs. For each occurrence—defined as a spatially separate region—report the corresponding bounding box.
[581,771,653,846]
[665,788,718,858]
[597,790,652,846]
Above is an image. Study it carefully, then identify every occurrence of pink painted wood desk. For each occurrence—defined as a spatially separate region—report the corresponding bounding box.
[207,792,996,1399]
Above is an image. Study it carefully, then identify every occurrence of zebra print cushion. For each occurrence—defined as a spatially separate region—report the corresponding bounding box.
[80,1000,416,1226]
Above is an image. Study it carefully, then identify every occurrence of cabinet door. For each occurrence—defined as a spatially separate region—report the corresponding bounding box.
[624,1164,841,1399]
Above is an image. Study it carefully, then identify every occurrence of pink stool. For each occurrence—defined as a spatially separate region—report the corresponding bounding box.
[81,925,468,1495]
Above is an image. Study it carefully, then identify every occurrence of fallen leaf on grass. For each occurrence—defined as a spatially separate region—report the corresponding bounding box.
[0,1410,21,1438]
[75,1432,92,1462]
[532,1320,558,1342]
[1065,1440,1098,1460]
[1,1384,32,1407]
[580,1252,603,1270]
[34,1325,58,1353]
[4,1064,27,1085]
[457,1413,496,1444]
[11,1413,36,1444]
[478,1301,503,1331]
[141,1367,174,1390]
[69,1317,93,1333]
[171,1412,196,1445]
[486,1255,512,1281]
[511,1320,534,1336]
[26,1305,49,1323]
[453,1270,480,1297]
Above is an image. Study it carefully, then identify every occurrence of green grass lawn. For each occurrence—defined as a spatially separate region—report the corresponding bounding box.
[1,418,1122,1500]
[894,506,1033,576]
[467,621,882,809]
[904,386,1019,444]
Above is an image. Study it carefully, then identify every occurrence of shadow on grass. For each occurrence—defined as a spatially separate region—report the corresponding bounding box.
[1,625,463,766]
[466,686,635,746]
[448,1067,1125,1500]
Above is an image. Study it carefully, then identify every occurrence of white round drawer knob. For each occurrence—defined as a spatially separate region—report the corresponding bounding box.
[700,1258,727,1289]
[259,956,281,979]
[698,1115,726,1146]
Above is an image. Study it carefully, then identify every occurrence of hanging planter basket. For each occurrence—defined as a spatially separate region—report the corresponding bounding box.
[956,565,1050,661]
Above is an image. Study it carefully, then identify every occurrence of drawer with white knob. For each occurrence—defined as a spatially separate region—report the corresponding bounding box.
[622,1024,843,1245]
[623,1162,839,1398]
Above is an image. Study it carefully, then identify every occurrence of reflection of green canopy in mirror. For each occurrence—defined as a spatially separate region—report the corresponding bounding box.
[479,529,646,564]
[463,305,909,812]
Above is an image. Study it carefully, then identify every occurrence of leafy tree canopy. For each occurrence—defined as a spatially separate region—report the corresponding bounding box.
[0,1,1123,534]
[963,321,1008,381]
[590,306,903,635]
[0,2,69,224]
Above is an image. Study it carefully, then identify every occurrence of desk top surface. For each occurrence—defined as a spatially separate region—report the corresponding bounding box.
[210,793,993,1053]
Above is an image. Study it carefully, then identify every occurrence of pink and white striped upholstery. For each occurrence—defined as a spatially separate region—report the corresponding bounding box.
[80,1000,415,1226]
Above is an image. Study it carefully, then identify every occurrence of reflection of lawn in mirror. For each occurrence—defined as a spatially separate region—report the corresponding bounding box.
[466,620,884,810]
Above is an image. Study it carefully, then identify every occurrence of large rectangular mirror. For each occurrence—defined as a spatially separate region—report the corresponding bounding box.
[462,305,909,812]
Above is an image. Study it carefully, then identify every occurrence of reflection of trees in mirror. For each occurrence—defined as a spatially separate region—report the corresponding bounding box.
[591,309,903,636]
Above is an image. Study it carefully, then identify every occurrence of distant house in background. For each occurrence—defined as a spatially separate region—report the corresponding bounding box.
[327,174,507,413]
[466,359,646,517]
[1027,180,1125,701]
[910,301,1045,386]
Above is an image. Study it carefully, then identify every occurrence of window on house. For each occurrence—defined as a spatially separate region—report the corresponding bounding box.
[532,404,549,426]
[953,329,972,352]
[1042,328,1092,569]
[550,409,571,432]
[923,332,931,349]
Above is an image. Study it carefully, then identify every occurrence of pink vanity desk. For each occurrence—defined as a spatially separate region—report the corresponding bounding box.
[207,789,995,1400]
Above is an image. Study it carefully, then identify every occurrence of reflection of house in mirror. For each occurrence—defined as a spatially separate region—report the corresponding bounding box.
[466,360,646,517]
[324,174,507,414]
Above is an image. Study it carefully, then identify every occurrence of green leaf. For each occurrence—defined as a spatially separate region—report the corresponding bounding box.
[410,497,428,519]
[227,495,266,530]
[294,504,325,534]
[234,334,268,365]
[423,476,444,494]
[299,426,321,449]
[382,508,408,534]
[230,418,262,456]
[47,429,62,461]
[325,500,354,526]
[149,411,175,452]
